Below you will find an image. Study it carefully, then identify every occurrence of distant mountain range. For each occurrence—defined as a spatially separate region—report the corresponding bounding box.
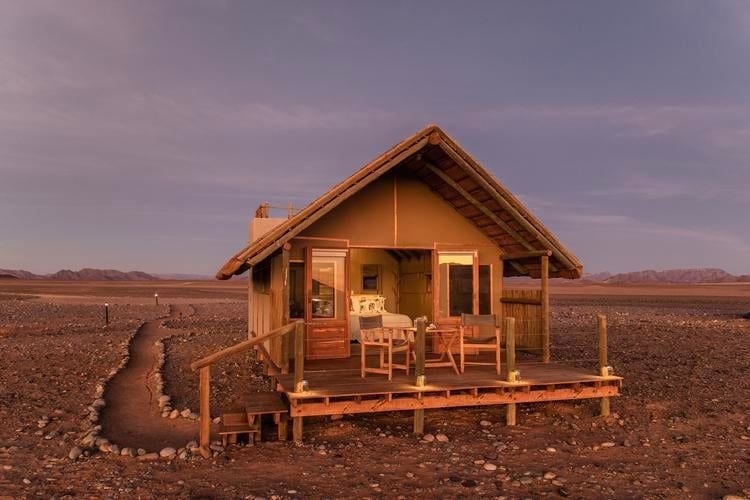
[0,268,158,281]
[584,268,750,284]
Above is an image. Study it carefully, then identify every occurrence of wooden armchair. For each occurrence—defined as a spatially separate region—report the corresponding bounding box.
[359,315,410,380]
[459,313,502,375]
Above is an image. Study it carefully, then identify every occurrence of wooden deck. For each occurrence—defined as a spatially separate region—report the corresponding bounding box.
[276,358,621,418]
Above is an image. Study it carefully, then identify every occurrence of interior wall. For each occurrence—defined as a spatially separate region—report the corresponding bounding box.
[349,248,398,312]
[398,252,433,321]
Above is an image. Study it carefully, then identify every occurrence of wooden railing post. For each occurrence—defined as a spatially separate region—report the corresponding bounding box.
[413,316,427,435]
[597,314,610,416]
[293,320,305,442]
[199,366,211,458]
[504,317,517,426]
[541,254,550,363]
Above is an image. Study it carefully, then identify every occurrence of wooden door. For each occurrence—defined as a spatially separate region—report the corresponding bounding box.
[305,247,350,360]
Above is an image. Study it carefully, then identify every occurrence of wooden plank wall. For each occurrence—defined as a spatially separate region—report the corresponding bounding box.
[501,289,543,351]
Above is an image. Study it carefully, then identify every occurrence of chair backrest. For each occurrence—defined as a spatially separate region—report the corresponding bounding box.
[359,314,383,330]
[461,313,497,338]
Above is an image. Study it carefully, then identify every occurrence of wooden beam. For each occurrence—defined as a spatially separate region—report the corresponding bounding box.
[503,250,552,261]
[247,267,254,341]
[597,315,610,417]
[294,321,305,392]
[413,317,427,435]
[423,161,540,260]
[281,243,291,374]
[505,317,516,426]
[541,255,550,363]
[191,321,298,371]
[199,366,211,458]
[288,385,620,417]
[500,297,542,305]
[436,142,575,271]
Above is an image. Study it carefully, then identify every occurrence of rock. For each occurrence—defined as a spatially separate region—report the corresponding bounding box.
[480,420,492,427]
[80,433,96,448]
[98,442,111,453]
[422,433,435,442]
[186,440,198,449]
[546,447,557,453]
[601,441,616,448]
[92,399,106,408]
[212,416,221,424]
[157,395,171,407]
[120,447,131,456]
[330,414,343,421]
[483,463,498,471]
[543,471,556,480]
[137,448,146,456]
[558,486,570,497]
[138,452,159,461]
[435,433,449,442]
[178,450,188,460]
[109,444,120,455]
[209,444,224,452]
[159,447,177,458]
[169,409,179,419]
[180,409,191,418]
[189,412,199,420]
[68,447,82,460]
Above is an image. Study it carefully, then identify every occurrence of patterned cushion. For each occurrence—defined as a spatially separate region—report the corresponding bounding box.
[351,294,386,315]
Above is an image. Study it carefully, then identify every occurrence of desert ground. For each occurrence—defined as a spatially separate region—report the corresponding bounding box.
[0,280,748,499]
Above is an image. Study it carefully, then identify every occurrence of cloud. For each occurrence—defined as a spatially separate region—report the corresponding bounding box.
[586,173,749,203]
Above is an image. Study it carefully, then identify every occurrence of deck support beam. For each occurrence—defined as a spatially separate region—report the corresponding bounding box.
[505,317,517,426]
[293,320,306,442]
[281,243,291,374]
[413,317,427,435]
[541,255,550,363]
[199,366,211,458]
[597,315,610,417]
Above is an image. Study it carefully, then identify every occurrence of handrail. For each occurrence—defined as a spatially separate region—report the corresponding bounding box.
[190,320,302,371]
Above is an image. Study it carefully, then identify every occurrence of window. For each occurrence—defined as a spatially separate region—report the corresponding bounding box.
[438,251,492,317]
[311,249,347,320]
[361,264,380,293]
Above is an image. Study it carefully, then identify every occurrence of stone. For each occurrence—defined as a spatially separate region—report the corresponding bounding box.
[483,463,498,471]
[543,471,557,480]
[546,447,557,453]
[138,452,159,461]
[435,433,449,442]
[159,447,177,458]
[480,420,492,427]
[601,441,616,448]
[330,414,343,421]
[120,447,131,456]
[137,448,146,456]
[189,412,199,420]
[109,444,120,455]
[68,447,82,460]
[80,433,96,448]
[209,444,225,452]
[180,409,192,418]
[99,442,111,453]
[212,416,221,424]
[186,440,198,449]
[422,434,435,442]
[169,409,179,419]
[92,399,106,408]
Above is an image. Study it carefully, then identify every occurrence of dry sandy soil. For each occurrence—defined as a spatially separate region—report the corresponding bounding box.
[0,280,748,499]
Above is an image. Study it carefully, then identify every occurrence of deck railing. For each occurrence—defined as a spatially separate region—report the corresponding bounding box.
[190,320,304,457]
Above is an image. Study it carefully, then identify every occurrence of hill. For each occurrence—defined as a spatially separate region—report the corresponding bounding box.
[588,268,750,284]
[0,268,158,281]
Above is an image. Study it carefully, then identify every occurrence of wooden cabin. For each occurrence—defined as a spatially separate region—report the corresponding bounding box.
[191,124,621,454]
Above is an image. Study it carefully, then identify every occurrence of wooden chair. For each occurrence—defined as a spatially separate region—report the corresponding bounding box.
[359,315,410,380]
[459,313,502,375]
[219,411,259,446]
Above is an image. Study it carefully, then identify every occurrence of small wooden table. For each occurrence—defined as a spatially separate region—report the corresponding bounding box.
[406,327,460,375]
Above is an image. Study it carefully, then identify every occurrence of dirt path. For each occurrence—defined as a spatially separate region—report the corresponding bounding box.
[99,304,198,450]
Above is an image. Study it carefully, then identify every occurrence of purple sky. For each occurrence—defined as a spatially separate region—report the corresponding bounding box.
[1,1,749,276]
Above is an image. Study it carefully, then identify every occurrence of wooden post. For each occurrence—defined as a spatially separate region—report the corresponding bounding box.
[281,244,291,373]
[293,320,305,442]
[505,317,516,426]
[413,316,427,435]
[247,267,254,340]
[541,255,550,363]
[199,366,211,457]
[597,314,610,416]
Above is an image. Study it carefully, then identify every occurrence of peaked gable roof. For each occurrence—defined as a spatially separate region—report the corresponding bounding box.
[217,124,583,280]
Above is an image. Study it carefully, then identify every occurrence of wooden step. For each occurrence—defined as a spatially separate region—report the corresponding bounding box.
[245,391,289,416]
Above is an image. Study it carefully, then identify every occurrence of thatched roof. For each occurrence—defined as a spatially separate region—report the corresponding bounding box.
[217,124,583,280]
